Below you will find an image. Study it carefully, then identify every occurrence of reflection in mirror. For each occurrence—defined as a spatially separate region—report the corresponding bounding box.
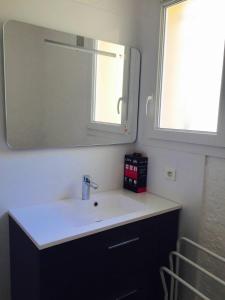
[3,21,140,149]
[92,41,126,125]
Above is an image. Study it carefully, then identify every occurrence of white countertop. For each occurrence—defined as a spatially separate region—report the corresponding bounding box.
[9,190,181,250]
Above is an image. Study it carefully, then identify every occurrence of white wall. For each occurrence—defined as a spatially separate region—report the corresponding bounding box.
[137,145,205,241]
[0,1,140,299]
[136,0,225,298]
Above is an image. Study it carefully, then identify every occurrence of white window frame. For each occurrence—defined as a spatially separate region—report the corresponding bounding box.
[147,0,225,147]
[87,47,140,142]
[88,43,129,134]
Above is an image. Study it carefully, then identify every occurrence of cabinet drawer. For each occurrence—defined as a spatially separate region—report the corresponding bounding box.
[102,230,156,298]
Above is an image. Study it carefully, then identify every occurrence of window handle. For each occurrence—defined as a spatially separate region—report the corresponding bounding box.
[117,97,124,114]
[146,95,153,117]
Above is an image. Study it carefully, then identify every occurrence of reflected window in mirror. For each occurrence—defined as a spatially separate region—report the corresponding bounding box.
[92,41,126,125]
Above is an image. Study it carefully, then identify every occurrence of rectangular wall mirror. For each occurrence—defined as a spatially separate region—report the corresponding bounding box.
[3,20,140,149]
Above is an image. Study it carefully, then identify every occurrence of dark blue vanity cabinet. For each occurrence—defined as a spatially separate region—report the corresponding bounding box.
[9,210,179,300]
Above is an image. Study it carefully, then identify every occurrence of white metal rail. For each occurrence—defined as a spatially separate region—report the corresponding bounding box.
[160,237,225,300]
[160,267,210,300]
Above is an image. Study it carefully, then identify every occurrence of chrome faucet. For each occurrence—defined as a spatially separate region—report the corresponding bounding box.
[82,175,98,200]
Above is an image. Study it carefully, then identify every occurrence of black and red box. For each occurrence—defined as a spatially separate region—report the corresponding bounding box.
[123,153,148,193]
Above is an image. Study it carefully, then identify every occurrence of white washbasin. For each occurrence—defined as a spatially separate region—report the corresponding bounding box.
[64,193,146,225]
[9,190,181,249]
[17,194,146,228]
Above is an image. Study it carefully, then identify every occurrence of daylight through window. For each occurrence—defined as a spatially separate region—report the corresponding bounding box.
[159,0,225,133]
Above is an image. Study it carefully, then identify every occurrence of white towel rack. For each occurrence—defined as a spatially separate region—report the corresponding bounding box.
[160,236,225,300]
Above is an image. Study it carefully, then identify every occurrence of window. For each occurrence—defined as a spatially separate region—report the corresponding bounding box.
[151,0,225,146]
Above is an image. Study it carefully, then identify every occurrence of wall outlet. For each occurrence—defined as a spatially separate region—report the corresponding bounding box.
[164,167,176,181]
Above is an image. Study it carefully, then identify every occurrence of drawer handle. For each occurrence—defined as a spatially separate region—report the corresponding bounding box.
[108,237,140,250]
[116,289,138,300]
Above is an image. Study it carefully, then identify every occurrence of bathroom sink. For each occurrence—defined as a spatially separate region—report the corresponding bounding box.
[65,193,146,224]
[8,190,181,249]
[9,194,146,236]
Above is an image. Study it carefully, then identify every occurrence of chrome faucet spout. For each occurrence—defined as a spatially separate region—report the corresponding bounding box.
[82,175,98,200]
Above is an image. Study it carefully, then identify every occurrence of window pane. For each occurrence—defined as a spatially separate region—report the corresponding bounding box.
[93,41,125,124]
[160,0,225,132]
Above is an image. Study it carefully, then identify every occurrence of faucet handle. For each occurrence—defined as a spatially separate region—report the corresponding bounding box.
[82,175,98,190]
[90,181,98,190]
